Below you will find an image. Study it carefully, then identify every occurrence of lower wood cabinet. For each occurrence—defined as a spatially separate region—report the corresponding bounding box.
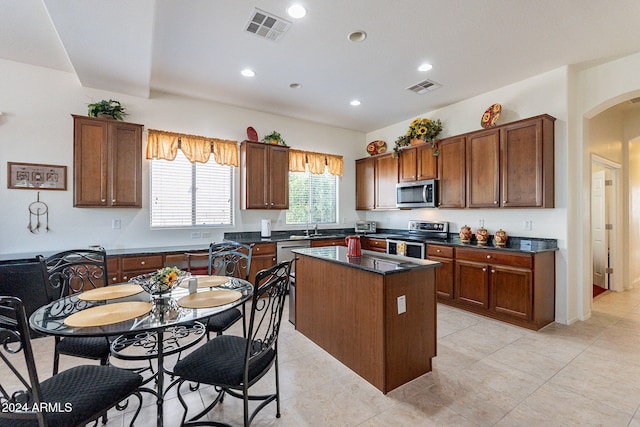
[426,244,454,300]
[248,242,277,284]
[310,238,346,248]
[433,245,555,330]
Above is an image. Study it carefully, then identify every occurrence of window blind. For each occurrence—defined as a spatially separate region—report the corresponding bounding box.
[151,150,233,227]
[286,170,337,225]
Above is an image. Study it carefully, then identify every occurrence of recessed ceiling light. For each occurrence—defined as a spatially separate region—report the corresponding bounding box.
[241,69,255,77]
[350,100,361,106]
[287,4,307,18]
[418,63,433,72]
[290,83,302,89]
[348,31,367,42]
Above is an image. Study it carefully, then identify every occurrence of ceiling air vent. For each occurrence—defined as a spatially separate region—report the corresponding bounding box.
[246,8,291,42]
[406,79,442,95]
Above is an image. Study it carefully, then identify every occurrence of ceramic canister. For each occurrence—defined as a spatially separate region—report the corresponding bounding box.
[475,227,489,245]
[459,225,472,243]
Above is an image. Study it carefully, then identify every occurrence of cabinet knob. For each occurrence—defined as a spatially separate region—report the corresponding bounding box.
[491,269,496,273]
[272,257,276,261]
[112,277,117,282]
[112,199,116,203]
[101,199,106,203]
[123,275,128,280]
[436,249,441,253]
[486,255,491,259]
[503,200,506,204]
[140,261,146,265]
[494,201,498,204]
[482,268,487,272]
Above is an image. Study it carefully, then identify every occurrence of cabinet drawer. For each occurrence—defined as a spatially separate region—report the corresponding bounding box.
[456,247,531,269]
[363,238,387,251]
[311,238,346,247]
[252,243,276,256]
[427,244,453,258]
[121,255,164,272]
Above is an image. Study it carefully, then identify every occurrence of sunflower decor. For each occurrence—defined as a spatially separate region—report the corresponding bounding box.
[392,117,443,157]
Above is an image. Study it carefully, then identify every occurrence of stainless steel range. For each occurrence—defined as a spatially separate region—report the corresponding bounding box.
[386,220,449,259]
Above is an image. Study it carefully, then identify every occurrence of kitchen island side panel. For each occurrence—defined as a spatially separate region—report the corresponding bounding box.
[295,253,437,393]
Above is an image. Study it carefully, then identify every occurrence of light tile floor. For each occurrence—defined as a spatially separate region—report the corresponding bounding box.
[22,288,640,426]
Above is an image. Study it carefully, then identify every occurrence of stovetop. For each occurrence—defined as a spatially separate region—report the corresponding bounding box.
[387,220,449,242]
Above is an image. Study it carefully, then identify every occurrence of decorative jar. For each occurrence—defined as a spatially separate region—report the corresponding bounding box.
[475,227,489,245]
[494,229,508,247]
[459,225,472,244]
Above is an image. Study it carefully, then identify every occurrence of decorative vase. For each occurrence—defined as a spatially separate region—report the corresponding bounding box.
[97,113,115,120]
[475,227,489,245]
[459,225,472,244]
[269,139,279,145]
[494,229,508,247]
[410,138,424,146]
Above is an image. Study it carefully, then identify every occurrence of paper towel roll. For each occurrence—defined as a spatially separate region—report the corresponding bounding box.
[261,219,271,237]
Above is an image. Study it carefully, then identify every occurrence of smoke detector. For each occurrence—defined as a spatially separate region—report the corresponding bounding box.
[246,8,291,41]
[406,79,442,95]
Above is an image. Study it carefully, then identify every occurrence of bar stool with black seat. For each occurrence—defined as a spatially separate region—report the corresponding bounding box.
[205,241,254,339]
[38,249,112,375]
[170,259,293,427]
[0,296,144,427]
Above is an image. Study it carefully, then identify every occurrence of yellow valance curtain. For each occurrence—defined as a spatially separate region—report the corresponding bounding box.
[146,129,238,167]
[289,149,343,176]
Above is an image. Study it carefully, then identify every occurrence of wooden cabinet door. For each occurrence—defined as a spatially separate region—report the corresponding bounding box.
[269,145,290,209]
[490,264,532,320]
[109,122,142,207]
[438,136,466,208]
[501,117,548,207]
[398,147,417,182]
[455,259,489,309]
[375,153,398,209]
[248,243,277,284]
[243,142,269,209]
[466,129,500,208]
[431,256,454,300]
[356,157,375,210]
[74,117,109,206]
[417,144,437,180]
[362,238,386,252]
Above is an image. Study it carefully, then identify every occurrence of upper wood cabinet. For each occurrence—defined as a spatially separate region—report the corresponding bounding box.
[399,144,437,182]
[240,141,290,209]
[437,135,467,208]
[73,115,143,208]
[355,153,398,210]
[464,114,555,208]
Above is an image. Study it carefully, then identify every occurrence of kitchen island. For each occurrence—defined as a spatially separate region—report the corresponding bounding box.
[292,246,441,393]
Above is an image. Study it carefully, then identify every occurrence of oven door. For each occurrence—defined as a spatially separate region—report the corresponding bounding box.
[386,239,426,259]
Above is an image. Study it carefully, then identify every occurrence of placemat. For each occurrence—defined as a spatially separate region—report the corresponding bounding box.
[178,275,231,289]
[177,289,242,309]
[64,301,152,327]
[78,284,144,301]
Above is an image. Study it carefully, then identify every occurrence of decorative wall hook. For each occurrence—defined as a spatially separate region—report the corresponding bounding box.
[28,191,49,234]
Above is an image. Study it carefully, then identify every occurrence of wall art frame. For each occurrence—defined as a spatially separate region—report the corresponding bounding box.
[7,162,67,190]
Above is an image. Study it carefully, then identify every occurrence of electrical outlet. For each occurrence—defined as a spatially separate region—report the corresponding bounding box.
[202,232,211,239]
[112,219,121,229]
[397,295,406,314]
[479,219,484,228]
[191,232,202,239]
[524,220,532,231]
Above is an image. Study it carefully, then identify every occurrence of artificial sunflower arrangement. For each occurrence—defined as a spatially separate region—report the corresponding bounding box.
[393,117,443,157]
[153,266,182,285]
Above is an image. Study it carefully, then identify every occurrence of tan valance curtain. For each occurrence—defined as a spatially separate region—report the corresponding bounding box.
[289,149,343,176]
[146,129,238,167]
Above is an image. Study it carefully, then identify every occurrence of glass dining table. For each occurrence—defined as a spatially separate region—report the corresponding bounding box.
[29,277,254,427]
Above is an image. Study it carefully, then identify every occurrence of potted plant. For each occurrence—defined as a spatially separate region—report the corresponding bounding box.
[392,117,442,157]
[263,131,287,146]
[87,99,127,120]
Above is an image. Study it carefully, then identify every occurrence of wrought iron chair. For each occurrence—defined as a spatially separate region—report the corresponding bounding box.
[38,249,112,375]
[170,259,293,427]
[205,241,254,339]
[0,296,144,427]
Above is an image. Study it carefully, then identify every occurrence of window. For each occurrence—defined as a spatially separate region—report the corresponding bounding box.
[150,150,233,227]
[286,169,338,225]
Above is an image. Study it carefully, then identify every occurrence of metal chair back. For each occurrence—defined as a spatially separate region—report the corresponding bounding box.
[38,249,108,299]
[208,241,254,281]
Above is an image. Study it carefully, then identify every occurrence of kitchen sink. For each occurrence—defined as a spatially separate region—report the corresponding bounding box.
[289,234,340,240]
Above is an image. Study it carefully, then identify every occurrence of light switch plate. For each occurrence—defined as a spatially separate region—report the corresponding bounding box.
[112,219,121,229]
[397,295,406,314]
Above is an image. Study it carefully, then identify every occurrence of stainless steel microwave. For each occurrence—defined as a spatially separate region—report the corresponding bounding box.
[396,179,437,208]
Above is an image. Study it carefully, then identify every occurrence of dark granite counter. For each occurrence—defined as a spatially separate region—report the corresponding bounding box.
[292,246,440,275]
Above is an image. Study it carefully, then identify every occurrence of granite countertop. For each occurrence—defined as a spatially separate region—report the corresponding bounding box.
[292,246,441,275]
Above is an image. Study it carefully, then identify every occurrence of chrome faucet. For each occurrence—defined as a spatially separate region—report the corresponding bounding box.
[313,223,319,236]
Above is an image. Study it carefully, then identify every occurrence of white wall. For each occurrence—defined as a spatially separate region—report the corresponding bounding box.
[0,59,365,257]
[366,67,571,324]
[625,113,640,289]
